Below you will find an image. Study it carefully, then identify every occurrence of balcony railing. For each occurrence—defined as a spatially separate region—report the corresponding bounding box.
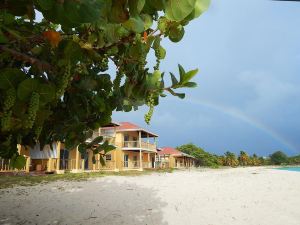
[59,159,84,170]
[122,141,156,151]
[100,129,116,137]
[0,157,30,172]
[142,162,152,168]
[93,160,115,170]
[86,129,116,143]
[175,163,185,168]
[155,161,170,169]
[122,161,140,169]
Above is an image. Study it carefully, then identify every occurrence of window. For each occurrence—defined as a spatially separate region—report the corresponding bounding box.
[106,154,111,161]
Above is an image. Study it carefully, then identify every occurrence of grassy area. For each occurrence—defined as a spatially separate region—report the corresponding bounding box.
[0,168,174,189]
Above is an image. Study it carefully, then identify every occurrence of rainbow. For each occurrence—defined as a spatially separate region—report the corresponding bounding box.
[177,98,299,154]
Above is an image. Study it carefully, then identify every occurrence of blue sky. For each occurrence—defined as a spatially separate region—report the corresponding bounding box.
[113,0,300,156]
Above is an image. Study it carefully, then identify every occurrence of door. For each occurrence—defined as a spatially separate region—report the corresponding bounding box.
[151,157,155,168]
[124,154,129,167]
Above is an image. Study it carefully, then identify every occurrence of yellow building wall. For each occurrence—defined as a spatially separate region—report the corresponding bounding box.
[169,155,176,168]
[20,145,30,157]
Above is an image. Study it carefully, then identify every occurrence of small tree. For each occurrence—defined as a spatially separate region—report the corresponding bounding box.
[270,151,288,165]
[177,143,220,167]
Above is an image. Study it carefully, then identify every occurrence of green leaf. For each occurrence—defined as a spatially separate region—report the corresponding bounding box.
[64,1,102,23]
[35,109,52,125]
[185,0,210,21]
[147,70,162,89]
[129,0,145,16]
[41,0,110,26]
[100,155,106,166]
[10,155,26,169]
[159,46,166,59]
[110,0,129,23]
[78,143,87,155]
[141,14,153,30]
[165,0,196,21]
[169,89,185,99]
[2,12,15,25]
[61,40,83,63]
[169,25,185,42]
[0,30,8,43]
[37,84,55,103]
[0,68,26,90]
[36,0,54,10]
[182,68,198,83]
[123,16,145,33]
[170,72,178,86]
[17,79,39,101]
[181,82,197,88]
[89,136,104,147]
[144,0,166,11]
[158,17,168,33]
[41,3,78,28]
[101,140,116,153]
[178,64,186,82]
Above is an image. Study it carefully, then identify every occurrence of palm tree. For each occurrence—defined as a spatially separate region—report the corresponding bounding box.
[238,151,250,166]
[224,151,239,167]
[249,154,261,166]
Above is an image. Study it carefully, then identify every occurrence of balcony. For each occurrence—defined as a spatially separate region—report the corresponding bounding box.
[100,128,116,137]
[86,129,116,144]
[122,141,157,152]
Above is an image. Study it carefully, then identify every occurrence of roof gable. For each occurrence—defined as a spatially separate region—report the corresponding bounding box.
[158,147,195,159]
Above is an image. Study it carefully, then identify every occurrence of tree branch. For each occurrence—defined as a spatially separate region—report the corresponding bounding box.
[0,45,52,71]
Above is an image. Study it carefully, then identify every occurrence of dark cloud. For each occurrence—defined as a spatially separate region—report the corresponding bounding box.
[114,0,300,156]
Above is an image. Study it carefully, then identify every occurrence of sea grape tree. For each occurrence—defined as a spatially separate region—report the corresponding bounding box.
[0,0,210,166]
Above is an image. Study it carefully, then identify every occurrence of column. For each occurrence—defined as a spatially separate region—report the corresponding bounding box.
[114,149,118,172]
[17,144,21,155]
[25,157,30,173]
[56,142,61,171]
[47,158,52,172]
[147,134,149,149]
[139,131,142,171]
[75,145,79,170]
[92,154,96,171]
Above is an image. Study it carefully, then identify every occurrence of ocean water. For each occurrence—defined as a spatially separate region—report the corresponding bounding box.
[276,167,300,172]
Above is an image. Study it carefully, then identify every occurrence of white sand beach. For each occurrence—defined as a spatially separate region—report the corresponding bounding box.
[0,167,300,225]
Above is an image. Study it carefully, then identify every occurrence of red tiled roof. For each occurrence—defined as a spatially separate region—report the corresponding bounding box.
[158,147,182,155]
[158,147,195,159]
[115,122,158,137]
[116,122,140,130]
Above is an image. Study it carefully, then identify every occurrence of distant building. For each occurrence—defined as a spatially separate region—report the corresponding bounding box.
[157,147,196,168]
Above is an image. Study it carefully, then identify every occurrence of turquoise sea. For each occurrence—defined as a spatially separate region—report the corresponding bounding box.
[276,167,300,172]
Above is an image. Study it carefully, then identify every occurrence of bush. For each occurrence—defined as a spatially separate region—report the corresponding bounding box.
[270,151,288,165]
